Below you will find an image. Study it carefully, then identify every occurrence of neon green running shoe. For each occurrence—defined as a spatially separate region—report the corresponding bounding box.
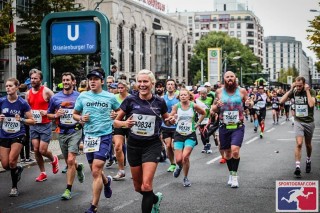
[167,164,176,172]
[61,189,71,200]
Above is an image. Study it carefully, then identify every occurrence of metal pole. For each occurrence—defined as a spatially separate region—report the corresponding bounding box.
[201,59,203,84]
[240,65,242,87]
[86,54,89,75]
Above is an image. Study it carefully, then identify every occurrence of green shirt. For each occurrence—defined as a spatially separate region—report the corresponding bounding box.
[288,89,316,123]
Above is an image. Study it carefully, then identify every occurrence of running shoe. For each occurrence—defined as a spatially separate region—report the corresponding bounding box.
[51,155,59,174]
[36,172,47,182]
[227,175,232,186]
[9,188,19,197]
[104,175,112,198]
[112,170,125,181]
[85,206,97,213]
[183,177,191,187]
[105,160,114,168]
[25,158,34,163]
[20,158,26,163]
[62,166,68,174]
[254,127,257,132]
[260,132,263,139]
[206,144,212,154]
[250,118,253,123]
[77,163,85,183]
[306,161,311,173]
[219,158,226,164]
[231,175,239,188]
[294,167,301,178]
[173,165,182,178]
[167,164,176,172]
[61,189,71,200]
[213,137,219,146]
[201,146,207,153]
[17,166,23,182]
[151,192,163,213]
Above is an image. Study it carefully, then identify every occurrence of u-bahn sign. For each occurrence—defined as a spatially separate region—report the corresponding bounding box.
[51,20,98,55]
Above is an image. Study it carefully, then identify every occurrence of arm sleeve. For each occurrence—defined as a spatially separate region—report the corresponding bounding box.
[47,97,56,114]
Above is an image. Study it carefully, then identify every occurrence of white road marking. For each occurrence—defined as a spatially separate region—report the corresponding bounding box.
[113,199,138,211]
[266,128,275,133]
[245,136,259,145]
[206,156,222,165]
[277,139,295,141]
[280,122,286,125]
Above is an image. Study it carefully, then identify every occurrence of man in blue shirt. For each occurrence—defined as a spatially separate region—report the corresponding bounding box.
[73,68,120,213]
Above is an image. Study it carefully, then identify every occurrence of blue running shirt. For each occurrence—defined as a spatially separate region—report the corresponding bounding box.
[74,91,120,137]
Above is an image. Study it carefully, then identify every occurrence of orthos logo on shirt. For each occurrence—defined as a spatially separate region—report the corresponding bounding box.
[276,180,318,212]
[86,102,108,108]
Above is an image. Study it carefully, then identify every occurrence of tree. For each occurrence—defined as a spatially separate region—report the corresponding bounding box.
[0,0,15,50]
[307,3,320,71]
[277,66,299,83]
[16,0,84,73]
[189,31,261,86]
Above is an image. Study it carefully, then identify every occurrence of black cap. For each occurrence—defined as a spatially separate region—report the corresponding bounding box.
[87,69,105,80]
[155,81,165,88]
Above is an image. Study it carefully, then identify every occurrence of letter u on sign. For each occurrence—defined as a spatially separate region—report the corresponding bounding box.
[68,25,79,41]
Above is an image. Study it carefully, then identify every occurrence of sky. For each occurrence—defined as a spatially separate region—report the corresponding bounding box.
[160,0,319,61]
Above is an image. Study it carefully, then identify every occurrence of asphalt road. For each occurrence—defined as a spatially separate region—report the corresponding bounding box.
[0,110,319,213]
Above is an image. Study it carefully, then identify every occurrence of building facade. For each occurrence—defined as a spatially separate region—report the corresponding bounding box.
[264,36,310,82]
[168,3,264,64]
[77,0,189,84]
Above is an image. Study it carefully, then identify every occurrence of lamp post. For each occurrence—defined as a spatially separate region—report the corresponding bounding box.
[233,56,242,86]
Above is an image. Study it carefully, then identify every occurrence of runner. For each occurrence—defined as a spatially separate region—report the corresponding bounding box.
[280,76,316,178]
[155,81,165,98]
[271,90,280,124]
[248,87,257,123]
[112,80,130,181]
[113,69,175,213]
[25,69,59,181]
[252,86,269,138]
[0,78,35,196]
[171,88,205,186]
[283,88,291,121]
[211,71,252,188]
[161,79,179,173]
[316,90,320,110]
[47,72,85,200]
[73,68,120,213]
[195,87,214,154]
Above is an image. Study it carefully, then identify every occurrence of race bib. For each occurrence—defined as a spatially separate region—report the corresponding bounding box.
[256,101,265,108]
[295,105,308,117]
[272,103,278,108]
[32,110,42,123]
[2,117,21,133]
[201,117,209,125]
[285,101,291,106]
[83,135,101,153]
[176,120,193,135]
[131,114,156,136]
[253,104,260,110]
[60,109,77,125]
[223,111,240,124]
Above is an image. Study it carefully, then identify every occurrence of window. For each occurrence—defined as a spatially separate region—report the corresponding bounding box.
[230,31,234,36]
[175,41,179,77]
[195,23,199,29]
[212,24,216,29]
[195,33,199,37]
[247,39,254,45]
[219,24,228,29]
[129,26,135,73]
[140,30,146,70]
[229,23,234,28]
[246,31,254,37]
[117,24,124,71]
[200,15,211,22]
[201,24,209,30]
[246,23,254,29]
[237,23,241,29]
[16,0,32,17]
[237,31,241,37]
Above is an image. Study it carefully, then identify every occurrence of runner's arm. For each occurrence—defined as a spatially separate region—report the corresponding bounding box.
[22,110,36,125]
[113,109,135,128]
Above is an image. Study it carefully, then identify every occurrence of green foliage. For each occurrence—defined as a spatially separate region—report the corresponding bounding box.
[307,2,320,72]
[0,0,15,50]
[189,31,260,86]
[277,66,299,83]
[16,0,84,69]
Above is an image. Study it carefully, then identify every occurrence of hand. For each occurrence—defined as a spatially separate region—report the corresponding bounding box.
[291,82,296,90]
[110,110,118,120]
[304,84,310,91]
[81,113,90,123]
[124,116,135,128]
[15,114,21,121]
[40,110,47,116]
[195,123,200,129]
[216,98,224,108]
[165,115,176,125]
[0,114,5,122]
[55,108,65,118]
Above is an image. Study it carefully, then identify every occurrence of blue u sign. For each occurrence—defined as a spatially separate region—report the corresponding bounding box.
[51,21,98,55]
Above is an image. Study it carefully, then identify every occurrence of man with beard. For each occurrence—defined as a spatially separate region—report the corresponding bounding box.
[155,81,165,98]
[47,72,85,200]
[211,71,252,188]
[26,69,59,182]
[280,76,316,178]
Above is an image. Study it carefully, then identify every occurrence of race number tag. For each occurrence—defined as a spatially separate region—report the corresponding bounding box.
[2,117,21,133]
[223,111,240,124]
[60,109,77,125]
[32,110,42,123]
[131,114,156,136]
[295,105,308,117]
[176,120,193,135]
[285,101,291,106]
[83,136,101,153]
[256,101,265,108]
[272,103,278,108]
[201,117,209,125]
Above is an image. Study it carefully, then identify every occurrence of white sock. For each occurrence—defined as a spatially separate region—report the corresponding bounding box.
[296,161,300,168]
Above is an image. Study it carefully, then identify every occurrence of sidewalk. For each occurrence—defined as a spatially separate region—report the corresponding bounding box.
[0,137,63,173]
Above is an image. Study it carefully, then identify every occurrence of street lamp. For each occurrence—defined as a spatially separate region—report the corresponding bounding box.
[233,56,242,86]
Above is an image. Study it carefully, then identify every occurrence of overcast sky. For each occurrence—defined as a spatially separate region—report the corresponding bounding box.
[161,0,319,61]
